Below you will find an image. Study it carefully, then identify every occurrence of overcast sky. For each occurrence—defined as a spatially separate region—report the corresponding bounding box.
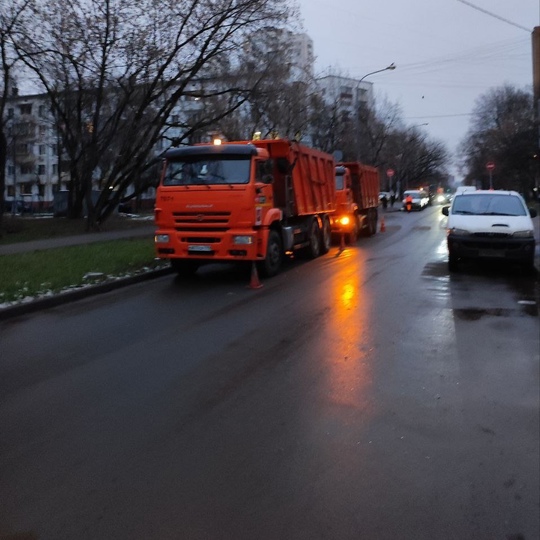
[297,0,537,179]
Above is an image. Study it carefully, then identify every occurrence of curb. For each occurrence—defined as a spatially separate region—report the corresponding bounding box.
[0,267,173,321]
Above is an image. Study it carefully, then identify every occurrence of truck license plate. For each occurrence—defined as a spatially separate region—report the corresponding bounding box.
[188,245,212,253]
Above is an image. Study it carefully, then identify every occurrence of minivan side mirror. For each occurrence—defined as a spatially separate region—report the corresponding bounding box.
[529,207,538,218]
[442,206,449,216]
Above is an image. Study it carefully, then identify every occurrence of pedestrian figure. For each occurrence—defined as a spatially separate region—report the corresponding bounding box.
[390,190,396,208]
[381,193,388,210]
[405,194,413,213]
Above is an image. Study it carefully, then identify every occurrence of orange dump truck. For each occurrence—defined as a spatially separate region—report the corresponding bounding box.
[331,161,380,242]
[154,138,336,277]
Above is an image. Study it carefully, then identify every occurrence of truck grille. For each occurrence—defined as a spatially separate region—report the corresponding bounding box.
[173,211,231,232]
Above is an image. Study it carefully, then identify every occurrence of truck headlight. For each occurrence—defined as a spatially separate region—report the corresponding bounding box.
[339,216,350,226]
[513,230,534,238]
[155,234,170,243]
[233,235,254,245]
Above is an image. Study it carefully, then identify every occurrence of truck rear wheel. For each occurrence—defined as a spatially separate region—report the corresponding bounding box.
[305,218,321,259]
[367,209,378,236]
[320,216,332,254]
[258,229,283,277]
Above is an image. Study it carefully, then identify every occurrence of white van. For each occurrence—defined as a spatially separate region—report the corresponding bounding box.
[441,189,537,271]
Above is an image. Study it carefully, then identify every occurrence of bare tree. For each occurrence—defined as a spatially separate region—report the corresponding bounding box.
[309,92,342,154]
[459,84,536,195]
[212,27,315,142]
[384,127,448,194]
[13,0,291,229]
[357,96,402,166]
[0,0,32,236]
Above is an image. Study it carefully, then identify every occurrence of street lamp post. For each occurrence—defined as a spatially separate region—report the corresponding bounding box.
[357,62,396,86]
[356,63,396,159]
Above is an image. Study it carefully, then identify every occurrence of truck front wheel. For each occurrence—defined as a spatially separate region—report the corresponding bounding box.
[347,215,359,244]
[258,229,283,277]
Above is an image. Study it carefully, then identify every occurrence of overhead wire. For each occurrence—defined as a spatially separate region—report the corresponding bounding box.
[455,0,530,32]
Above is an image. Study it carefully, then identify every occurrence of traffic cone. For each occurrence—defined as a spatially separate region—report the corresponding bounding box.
[380,215,386,232]
[247,261,263,289]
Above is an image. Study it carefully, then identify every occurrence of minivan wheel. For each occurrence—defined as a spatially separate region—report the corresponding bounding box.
[448,252,459,272]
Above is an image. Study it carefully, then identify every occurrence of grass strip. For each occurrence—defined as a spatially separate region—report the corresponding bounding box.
[0,214,154,245]
[0,238,163,304]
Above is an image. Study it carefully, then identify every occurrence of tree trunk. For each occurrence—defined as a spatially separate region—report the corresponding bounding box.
[0,130,7,238]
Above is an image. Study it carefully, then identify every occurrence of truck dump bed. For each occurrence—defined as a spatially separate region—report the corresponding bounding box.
[340,162,379,211]
[252,139,336,218]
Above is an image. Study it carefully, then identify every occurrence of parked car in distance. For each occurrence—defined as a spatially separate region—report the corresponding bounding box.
[435,191,453,205]
[402,189,429,210]
[442,189,537,272]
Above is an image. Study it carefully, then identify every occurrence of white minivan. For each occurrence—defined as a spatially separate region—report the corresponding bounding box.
[442,189,537,271]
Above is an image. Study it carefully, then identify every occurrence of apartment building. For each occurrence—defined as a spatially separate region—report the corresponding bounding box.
[4,93,61,211]
[316,74,374,121]
[3,90,201,212]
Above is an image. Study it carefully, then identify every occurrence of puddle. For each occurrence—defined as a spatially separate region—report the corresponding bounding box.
[422,261,449,279]
[454,306,537,319]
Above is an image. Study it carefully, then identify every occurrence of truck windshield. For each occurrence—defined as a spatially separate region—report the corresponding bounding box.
[163,156,251,186]
[452,194,526,216]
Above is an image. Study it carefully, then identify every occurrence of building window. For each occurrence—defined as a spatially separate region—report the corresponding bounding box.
[52,164,58,174]
[38,184,45,197]
[8,166,15,176]
[38,105,46,117]
[7,186,15,197]
[38,164,46,175]
[7,108,14,118]
[39,145,46,155]
[16,143,29,155]
[19,104,32,115]
[40,125,47,137]
[21,182,33,194]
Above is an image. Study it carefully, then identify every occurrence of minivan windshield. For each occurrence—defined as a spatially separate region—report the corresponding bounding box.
[452,194,526,216]
[163,156,251,186]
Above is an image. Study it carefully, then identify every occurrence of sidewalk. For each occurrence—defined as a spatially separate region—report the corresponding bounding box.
[0,225,156,255]
[0,224,168,321]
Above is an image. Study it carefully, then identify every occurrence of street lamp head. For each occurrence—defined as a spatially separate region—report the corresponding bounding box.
[357,63,397,84]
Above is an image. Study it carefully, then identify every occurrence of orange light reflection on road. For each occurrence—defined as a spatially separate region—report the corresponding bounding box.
[323,256,375,414]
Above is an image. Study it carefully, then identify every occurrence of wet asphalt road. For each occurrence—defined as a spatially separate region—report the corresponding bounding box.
[1,206,539,539]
